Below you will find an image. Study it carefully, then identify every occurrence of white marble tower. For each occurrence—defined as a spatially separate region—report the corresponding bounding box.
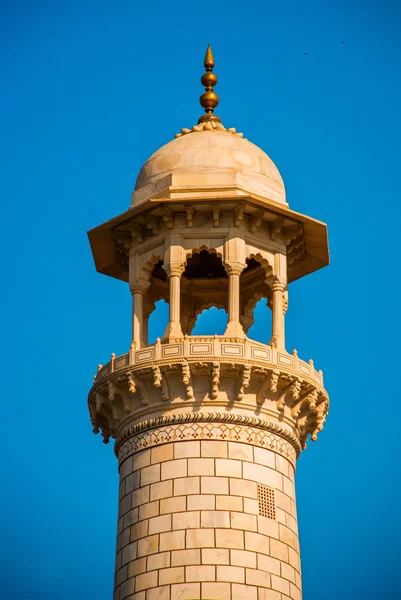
[87,46,330,600]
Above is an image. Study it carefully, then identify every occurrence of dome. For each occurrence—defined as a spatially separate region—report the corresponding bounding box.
[133,127,287,206]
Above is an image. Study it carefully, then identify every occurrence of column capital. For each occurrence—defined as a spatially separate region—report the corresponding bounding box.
[129,278,151,295]
[224,261,246,277]
[266,276,286,293]
[163,262,185,278]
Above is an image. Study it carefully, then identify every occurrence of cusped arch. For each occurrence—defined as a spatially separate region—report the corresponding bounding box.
[240,292,265,333]
[183,246,228,280]
[240,273,272,333]
[246,251,273,278]
[184,245,224,262]
[190,302,228,336]
[139,252,164,281]
[194,300,227,319]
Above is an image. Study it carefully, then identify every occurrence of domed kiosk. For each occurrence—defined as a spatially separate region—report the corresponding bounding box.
[88,52,328,285]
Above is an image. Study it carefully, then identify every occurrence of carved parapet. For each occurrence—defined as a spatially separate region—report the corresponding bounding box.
[88,337,329,452]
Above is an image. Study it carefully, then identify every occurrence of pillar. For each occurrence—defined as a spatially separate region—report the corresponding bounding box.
[268,278,286,350]
[142,302,156,348]
[130,280,150,348]
[224,264,245,338]
[163,264,184,339]
[142,315,149,347]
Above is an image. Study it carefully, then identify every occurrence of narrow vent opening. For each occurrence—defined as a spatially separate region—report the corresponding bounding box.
[258,484,276,519]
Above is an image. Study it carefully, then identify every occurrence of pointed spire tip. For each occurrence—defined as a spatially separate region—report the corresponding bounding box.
[199,44,220,124]
[204,44,214,70]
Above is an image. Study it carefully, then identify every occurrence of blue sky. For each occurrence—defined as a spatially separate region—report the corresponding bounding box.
[1,1,401,598]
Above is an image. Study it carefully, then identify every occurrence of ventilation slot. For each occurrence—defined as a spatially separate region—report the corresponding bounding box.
[258,484,276,519]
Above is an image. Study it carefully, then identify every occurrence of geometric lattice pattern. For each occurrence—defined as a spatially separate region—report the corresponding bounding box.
[118,421,297,467]
[258,484,276,519]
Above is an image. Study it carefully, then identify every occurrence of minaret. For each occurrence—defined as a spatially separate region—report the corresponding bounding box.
[88,46,330,600]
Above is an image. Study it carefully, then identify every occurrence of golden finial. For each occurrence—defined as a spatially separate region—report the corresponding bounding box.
[198,44,220,124]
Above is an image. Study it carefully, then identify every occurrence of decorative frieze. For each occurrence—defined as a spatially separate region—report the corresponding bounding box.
[116,414,298,466]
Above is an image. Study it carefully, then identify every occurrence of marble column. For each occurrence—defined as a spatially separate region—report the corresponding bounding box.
[163,264,184,339]
[224,264,245,337]
[130,280,150,349]
[269,277,286,349]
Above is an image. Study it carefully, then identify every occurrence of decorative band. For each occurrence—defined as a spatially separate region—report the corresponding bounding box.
[116,414,300,466]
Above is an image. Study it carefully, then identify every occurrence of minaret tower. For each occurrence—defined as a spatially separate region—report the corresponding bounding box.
[88,46,330,600]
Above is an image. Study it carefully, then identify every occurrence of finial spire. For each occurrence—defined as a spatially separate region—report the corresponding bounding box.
[198,44,221,124]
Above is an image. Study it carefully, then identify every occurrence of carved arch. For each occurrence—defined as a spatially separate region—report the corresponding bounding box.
[240,291,266,333]
[240,270,272,333]
[139,252,164,281]
[189,300,228,335]
[194,300,227,317]
[245,251,273,279]
[184,245,224,263]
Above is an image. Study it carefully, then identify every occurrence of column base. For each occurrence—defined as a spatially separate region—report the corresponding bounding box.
[269,335,285,350]
[224,320,245,338]
[162,321,184,340]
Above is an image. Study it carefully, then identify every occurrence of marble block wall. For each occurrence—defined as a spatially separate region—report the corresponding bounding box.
[114,433,302,600]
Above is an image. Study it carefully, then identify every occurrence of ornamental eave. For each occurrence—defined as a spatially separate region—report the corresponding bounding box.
[87,194,328,284]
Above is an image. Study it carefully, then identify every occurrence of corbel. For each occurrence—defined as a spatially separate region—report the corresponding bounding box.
[113,230,132,265]
[144,214,161,236]
[152,365,169,401]
[249,210,266,234]
[107,380,117,402]
[233,203,245,227]
[94,388,106,412]
[152,366,162,388]
[185,205,194,228]
[101,423,112,445]
[256,368,280,404]
[212,204,220,227]
[291,387,317,418]
[210,362,221,399]
[282,224,303,246]
[161,206,174,229]
[271,217,286,242]
[236,364,252,401]
[287,242,305,265]
[310,398,328,441]
[297,416,309,449]
[126,370,148,405]
[130,224,145,245]
[181,361,194,400]
[276,378,299,412]
[127,371,136,394]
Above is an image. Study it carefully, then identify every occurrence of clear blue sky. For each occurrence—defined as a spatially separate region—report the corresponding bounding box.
[1,1,401,598]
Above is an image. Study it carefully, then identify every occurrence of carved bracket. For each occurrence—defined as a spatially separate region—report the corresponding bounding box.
[151,366,170,401]
[233,204,245,227]
[212,204,220,227]
[210,362,221,399]
[181,361,194,400]
[249,210,266,234]
[113,231,131,265]
[185,205,194,228]
[89,355,329,452]
[236,364,252,401]
[161,206,174,229]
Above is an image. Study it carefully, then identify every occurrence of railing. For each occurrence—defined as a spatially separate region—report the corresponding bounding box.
[94,335,323,386]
